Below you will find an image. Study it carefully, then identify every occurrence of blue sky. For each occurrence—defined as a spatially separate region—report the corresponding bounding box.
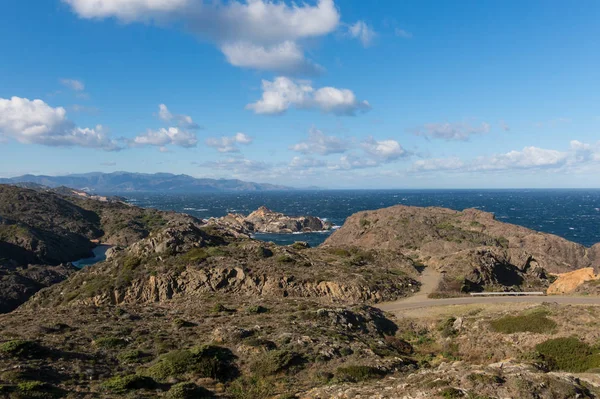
[0,0,599,188]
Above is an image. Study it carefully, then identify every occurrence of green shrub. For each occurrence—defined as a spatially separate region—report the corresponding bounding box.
[212,303,235,314]
[497,236,510,248]
[535,337,600,372]
[94,337,127,349]
[440,387,464,398]
[206,246,227,257]
[330,248,351,257]
[256,247,273,258]
[142,346,236,382]
[250,350,305,377]
[227,376,275,399]
[17,381,46,392]
[246,305,268,314]
[291,241,310,250]
[123,255,142,270]
[173,318,196,328]
[276,255,295,264]
[490,313,557,334]
[439,317,458,338]
[335,365,385,383]
[182,248,210,262]
[117,349,150,364]
[0,340,47,358]
[467,372,504,385]
[166,382,212,399]
[384,336,413,355]
[359,218,371,228]
[102,374,155,393]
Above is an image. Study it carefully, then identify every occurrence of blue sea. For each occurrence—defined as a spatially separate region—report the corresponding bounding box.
[123,190,600,248]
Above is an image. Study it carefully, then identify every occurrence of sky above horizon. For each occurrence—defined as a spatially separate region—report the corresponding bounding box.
[1,0,599,189]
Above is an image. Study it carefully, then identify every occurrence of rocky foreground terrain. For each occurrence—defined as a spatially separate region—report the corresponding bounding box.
[1,187,600,398]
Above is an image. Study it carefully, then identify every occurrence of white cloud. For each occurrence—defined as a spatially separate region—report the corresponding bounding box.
[198,157,271,173]
[330,154,379,170]
[290,127,349,155]
[410,142,600,174]
[247,77,370,116]
[65,0,340,74]
[361,137,407,161]
[348,21,376,47]
[395,28,413,38]
[289,156,326,168]
[221,41,322,75]
[59,78,85,91]
[157,104,199,129]
[412,121,490,141]
[0,96,120,151]
[411,158,465,172]
[132,127,197,148]
[205,132,253,153]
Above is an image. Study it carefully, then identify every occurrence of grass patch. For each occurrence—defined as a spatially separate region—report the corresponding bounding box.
[117,349,151,364]
[94,337,127,349]
[227,376,275,399]
[246,305,269,314]
[250,350,305,377]
[181,248,210,262]
[490,313,556,334]
[535,337,600,372]
[166,382,212,399]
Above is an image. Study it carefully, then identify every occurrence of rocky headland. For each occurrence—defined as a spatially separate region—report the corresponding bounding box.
[2,185,600,398]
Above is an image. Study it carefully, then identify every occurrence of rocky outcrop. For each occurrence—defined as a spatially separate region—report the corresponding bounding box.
[324,205,598,293]
[208,206,331,234]
[547,267,599,295]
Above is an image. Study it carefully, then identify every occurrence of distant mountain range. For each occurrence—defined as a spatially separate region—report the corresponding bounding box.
[0,172,293,193]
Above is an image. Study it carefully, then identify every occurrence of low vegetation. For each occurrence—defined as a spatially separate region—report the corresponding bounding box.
[490,312,557,334]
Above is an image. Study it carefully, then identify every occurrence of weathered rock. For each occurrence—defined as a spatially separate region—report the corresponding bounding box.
[547,267,599,294]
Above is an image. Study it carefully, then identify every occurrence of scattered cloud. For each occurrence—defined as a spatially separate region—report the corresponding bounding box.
[360,137,407,161]
[247,77,371,116]
[206,132,253,153]
[410,141,600,174]
[289,156,327,168]
[411,121,490,141]
[395,28,413,38]
[290,127,349,155]
[0,96,120,151]
[59,78,85,92]
[330,154,379,170]
[348,21,376,47]
[197,157,271,173]
[157,104,200,129]
[131,127,197,148]
[499,120,510,131]
[64,0,340,74]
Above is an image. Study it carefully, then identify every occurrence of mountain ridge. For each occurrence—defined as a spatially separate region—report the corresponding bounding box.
[0,171,293,193]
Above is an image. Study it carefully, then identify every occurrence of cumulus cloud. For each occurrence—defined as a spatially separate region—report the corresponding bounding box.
[132,127,197,148]
[361,137,407,161]
[0,96,120,151]
[411,121,490,141]
[205,132,253,153]
[59,78,85,91]
[410,141,600,174]
[348,21,376,47]
[329,154,379,170]
[290,127,349,155]
[247,77,371,116]
[65,0,340,74]
[157,104,200,129]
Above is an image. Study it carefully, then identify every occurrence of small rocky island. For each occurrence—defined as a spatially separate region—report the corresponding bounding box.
[207,205,332,234]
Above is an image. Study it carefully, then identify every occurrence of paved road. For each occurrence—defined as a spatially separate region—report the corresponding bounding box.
[377,295,600,312]
[376,267,600,313]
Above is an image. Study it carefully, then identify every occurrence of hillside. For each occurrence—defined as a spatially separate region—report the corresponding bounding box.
[3,193,600,397]
[0,172,292,193]
[324,205,600,296]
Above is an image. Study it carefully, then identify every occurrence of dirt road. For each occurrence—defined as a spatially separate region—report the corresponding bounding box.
[377,267,600,313]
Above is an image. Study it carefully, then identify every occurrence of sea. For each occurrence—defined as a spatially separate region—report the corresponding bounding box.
[122,189,600,248]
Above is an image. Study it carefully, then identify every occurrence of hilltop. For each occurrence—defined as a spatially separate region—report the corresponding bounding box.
[0,172,292,193]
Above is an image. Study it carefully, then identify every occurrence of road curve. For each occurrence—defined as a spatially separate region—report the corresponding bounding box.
[377,295,600,313]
